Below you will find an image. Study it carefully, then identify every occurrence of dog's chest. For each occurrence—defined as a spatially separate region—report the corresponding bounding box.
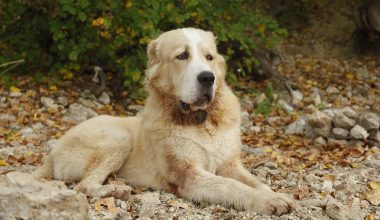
[189,127,240,173]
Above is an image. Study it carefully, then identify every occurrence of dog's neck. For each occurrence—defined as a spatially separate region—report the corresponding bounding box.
[144,84,232,128]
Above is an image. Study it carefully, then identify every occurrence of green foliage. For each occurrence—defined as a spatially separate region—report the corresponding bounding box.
[255,85,275,117]
[0,0,287,97]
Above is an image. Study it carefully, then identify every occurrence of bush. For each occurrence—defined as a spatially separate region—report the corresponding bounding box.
[0,0,287,97]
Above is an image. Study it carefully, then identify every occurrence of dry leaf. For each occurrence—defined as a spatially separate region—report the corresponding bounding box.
[167,200,189,210]
[0,159,9,166]
[293,186,311,200]
[368,182,380,190]
[94,197,122,214]
[363,190,380,206]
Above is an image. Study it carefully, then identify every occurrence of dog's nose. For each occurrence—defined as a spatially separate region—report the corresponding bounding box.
[197,71,215,88]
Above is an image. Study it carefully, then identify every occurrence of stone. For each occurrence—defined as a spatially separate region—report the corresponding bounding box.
[240,96,254,112]
[57,96,68,106]
[358,112,379,130]
[78,97,103,109]
[81,89,97,99]
[326,86,339,95]
[311,125,332,139]
[304,104,317,114]
[350,125,369,140]
[240,111,252,133]
[99,91,111,105]
[137,192,161,218]
[291,90,303,106]
[285,118,310,135]
[314,137,326,146]
[40,97,57,109]
[321,180,333,193]
[277,99,294,112]
[9,91,22,98]
[264,161,277,169]
[249,126,261,133]
[0,114,16,123]
[308,111,332,128]
[322,109,336,118]
[62,103,98,124]
[332,128,349,139]
[339,107,357,119]
[333,113,356,129]
[127,105,144,114]
[325,197,365,220]
[20,127,34,137]
[0,172,88,220]
[328,139,348,146]
[368,130,380,142]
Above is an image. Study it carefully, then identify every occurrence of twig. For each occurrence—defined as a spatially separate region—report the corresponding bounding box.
[0,59,25,76]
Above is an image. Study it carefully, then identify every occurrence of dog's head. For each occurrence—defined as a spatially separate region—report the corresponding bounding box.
[146,28,226,114]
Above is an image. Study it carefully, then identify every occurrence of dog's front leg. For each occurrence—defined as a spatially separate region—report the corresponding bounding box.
[172,165,294,216]
[216,156,272,191]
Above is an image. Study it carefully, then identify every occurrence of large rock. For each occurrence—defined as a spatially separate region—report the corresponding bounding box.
[0,172,88,220]
[358,112,380,130]
[285,117,311,135]
[40,97,57,109]
[325,197,365,220]
[333,113,356,129]
[240,111,253,133]
[350,125,369,140]
[308,111,332,128]
[332,128,349,139]
[62,103,98,124]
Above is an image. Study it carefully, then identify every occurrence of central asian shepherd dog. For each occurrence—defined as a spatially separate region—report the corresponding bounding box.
[33,28,296,216]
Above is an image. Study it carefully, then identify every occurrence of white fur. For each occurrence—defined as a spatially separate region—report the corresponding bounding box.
[180,28,215,105]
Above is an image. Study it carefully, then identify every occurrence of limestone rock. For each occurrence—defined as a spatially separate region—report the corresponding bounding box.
[325,197,365,220]
[291,90,303,106]
[326,86,339,95]
[0,172,88,220]
[40,97,57,109]
[99,92,111,105]
[333,113,356,129]
[332,128,349,139]
[350,125,369,140]
[62,103,98,124]
[308,111,332,128]
[314,137,326,146]
[127,105,144,114]
[358,112,379,130]
[285,118,310,135]
[240,111,252,133]
[57,96,68,106]
[368,130,380,142]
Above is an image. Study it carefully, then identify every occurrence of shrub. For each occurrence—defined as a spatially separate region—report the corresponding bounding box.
[0,0,287,97]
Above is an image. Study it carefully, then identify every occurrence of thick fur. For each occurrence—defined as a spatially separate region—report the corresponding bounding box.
[34,28,295,215]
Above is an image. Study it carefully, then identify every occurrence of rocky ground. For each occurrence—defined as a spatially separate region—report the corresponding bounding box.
[0,51,379,220]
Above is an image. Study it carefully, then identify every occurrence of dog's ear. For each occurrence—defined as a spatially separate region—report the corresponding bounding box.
[147,39,159,68]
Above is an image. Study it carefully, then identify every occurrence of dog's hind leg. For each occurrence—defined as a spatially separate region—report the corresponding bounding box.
[74,148,132,200]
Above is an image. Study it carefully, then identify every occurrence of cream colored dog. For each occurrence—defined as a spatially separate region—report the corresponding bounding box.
[34,28,295,215]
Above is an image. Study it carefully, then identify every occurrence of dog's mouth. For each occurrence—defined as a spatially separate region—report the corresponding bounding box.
[180,92,213,113]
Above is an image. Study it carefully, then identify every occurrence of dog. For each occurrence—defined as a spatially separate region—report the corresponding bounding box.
[33,28,295,216]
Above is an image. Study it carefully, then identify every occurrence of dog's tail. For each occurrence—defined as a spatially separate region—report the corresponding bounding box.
[32,155,54,179]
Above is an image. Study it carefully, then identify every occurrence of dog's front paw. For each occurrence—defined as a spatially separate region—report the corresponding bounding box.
[99,185,132,200]
[250,191,296,216]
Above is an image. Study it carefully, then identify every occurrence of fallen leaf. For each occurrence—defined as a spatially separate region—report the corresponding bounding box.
[293,186,311,200]
[368,182,380,190]
[0,159,9,166]
[167,200,189,209]
[363,190,380,206]
[10,86,21,93]
[94,197,122,214]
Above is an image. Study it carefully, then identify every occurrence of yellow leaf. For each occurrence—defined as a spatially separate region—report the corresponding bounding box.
[25,151,33,157]
[49,85,58,91]
[263,147,273,153]
[10,86,21,93]
[365,214,374,220]
[364,190,380,205]
[64,72,74,80]
[126,0,132,8]
[257,24,266,34]
[92,17,104,27]
[345,73,354,80]
[0,159,9,166]
[369,182,380,190]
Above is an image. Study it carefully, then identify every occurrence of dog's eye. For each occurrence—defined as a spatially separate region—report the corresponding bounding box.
[206,54,214,61]
[176,52,188,60]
